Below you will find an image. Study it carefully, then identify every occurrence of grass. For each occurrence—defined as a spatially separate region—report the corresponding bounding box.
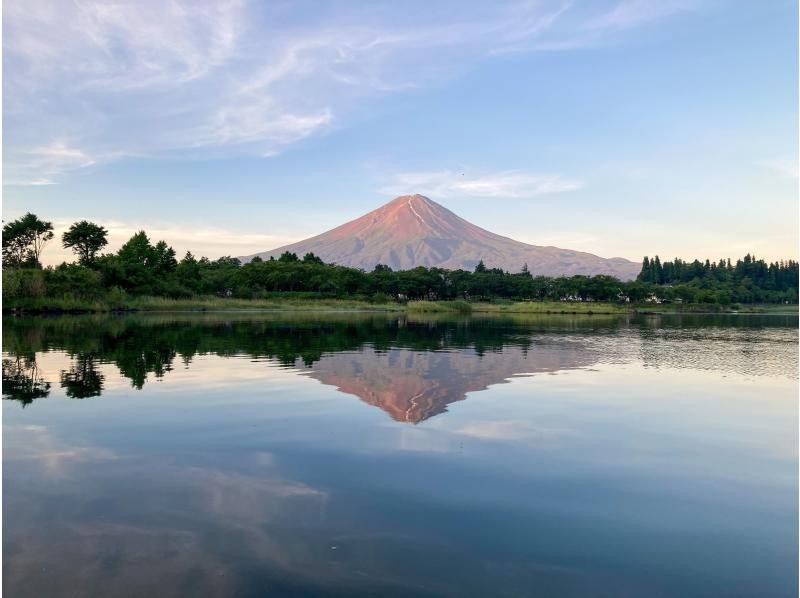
[4,295,796,315]
[471,300,631,315]
[2,296,124,313]
[3,295,404,313]
[634,302,799,314]
[406,300,473,314]
[473,301,798,315]
[126,295,404,312]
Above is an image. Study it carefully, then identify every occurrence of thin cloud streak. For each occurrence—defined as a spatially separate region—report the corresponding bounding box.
[380,170,583,199]
[757,156,799,180]
[585,0,698,31]
[5,142,97,185]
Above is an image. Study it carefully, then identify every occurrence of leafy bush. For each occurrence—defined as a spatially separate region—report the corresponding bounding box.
[408,300,472,314]
[22,269,47,298]
[370,292,394,304]
[47,264,104,300]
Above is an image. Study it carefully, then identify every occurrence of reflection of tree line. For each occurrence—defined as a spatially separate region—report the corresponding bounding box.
[60,354,104,399]
[4,313,792,406]
[2,353,103,404]
[3,314,582,405]
[2,355,51,405]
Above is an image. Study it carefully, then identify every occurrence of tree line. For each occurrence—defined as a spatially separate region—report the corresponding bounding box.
[2,213,798,307]
[640,255,797,289]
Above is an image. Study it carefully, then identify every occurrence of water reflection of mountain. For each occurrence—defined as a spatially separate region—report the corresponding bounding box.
[1,314,611,414]
[300,345,598,423]
[3,313,796,418]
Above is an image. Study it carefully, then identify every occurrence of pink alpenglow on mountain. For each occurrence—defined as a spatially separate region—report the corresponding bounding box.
[242,195,640,279]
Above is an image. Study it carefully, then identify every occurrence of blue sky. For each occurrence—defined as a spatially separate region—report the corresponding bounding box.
[3,0,797,265]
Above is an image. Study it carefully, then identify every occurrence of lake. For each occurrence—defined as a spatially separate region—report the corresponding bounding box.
[2,312,798,597]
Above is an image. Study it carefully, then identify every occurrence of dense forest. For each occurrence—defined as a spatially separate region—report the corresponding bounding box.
[3,213,798,307]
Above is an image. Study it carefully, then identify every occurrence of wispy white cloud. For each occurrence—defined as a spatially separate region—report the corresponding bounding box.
[4,0,696,183]
[4,142,97,185]
[757,156,799,179]
[15,178,56,187]
[5,0,243,89]
[495,0,698,53]
[30,142,95,166]
[380,169,583,199]
[585,0,697,31]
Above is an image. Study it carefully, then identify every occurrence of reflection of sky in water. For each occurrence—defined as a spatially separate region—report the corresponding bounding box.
[3,314,798,597]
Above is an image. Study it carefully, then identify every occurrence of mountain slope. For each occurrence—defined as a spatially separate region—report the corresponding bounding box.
[242,194,640,279]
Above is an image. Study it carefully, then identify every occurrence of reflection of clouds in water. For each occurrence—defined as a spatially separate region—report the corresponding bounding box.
[21,424,47,432]
[385,424,456,453]
[253,451,277,466]
[456,420,577,442]
[6,447,335,597]
[6,521,238,598]
[4,316,797,597]
[4,424,119,475]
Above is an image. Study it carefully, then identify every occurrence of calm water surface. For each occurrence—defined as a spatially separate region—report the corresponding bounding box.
[3,312,798,597]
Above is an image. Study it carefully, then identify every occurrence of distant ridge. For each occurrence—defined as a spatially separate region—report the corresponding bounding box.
[241,194,640,279]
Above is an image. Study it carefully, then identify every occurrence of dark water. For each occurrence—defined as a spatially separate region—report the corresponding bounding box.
[3,312,798,597]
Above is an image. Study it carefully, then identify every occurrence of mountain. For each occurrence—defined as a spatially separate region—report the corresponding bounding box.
[241,194,640,279]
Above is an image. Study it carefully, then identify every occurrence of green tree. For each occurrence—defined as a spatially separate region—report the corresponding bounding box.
[117,231,154,267]
[639,256,651,282]
[62,220,108,265]
[303,252,323,264]
[278,251,299,263]
[177,251,201,290]
[652,255,663,284]
[106,231,158,293]
[153,240,178,274]
[2,213,54,267]
[2,219,30,266]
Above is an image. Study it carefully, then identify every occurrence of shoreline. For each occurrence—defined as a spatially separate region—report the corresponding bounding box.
[3,297,797,317]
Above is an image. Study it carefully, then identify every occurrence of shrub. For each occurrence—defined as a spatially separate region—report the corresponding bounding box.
[23,270,47,298]
[105,286,128,309]
[370,292,394,304]
[407,300,472,314]
[2,268,24,299]
[47,264,103,300]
